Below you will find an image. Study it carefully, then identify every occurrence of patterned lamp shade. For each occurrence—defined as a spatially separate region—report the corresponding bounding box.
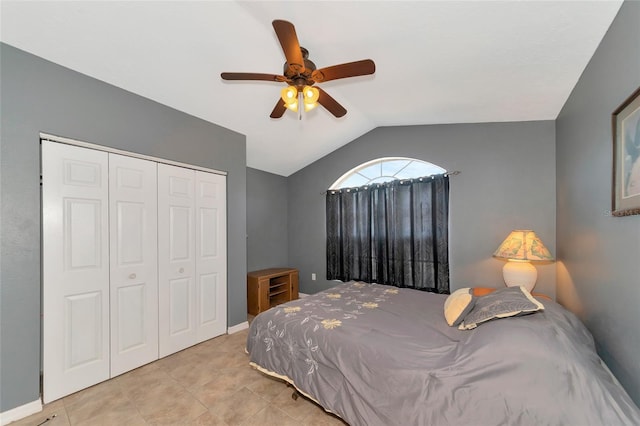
[493,230,554,261]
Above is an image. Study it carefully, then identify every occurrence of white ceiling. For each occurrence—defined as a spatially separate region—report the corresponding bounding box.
[1,1,622,176]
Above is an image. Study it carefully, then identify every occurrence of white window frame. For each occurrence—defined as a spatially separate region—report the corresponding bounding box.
[330,157,446,189]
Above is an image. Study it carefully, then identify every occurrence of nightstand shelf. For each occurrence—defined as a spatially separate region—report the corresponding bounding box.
[247,267,299,315]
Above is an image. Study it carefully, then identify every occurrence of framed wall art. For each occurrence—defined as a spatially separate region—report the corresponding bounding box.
[612,86,640,217]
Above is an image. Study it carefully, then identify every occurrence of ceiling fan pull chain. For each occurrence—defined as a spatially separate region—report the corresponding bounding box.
[299,92,303,120]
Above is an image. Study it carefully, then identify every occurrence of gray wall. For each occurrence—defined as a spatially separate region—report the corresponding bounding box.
[0,43,247,412]
[287,121,557,298]
[556,1,640,404]
[246,167,289,272]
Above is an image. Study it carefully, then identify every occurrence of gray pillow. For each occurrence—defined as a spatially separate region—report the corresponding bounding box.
[459,286,544,330]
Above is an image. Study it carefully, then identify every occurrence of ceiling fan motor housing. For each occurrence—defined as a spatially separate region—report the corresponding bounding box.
[283,47,317,86]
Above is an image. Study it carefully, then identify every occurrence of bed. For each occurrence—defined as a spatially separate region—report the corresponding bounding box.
[246,281,640,426]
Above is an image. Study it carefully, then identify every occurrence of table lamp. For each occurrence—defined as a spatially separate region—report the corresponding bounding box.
[493,230,554,292]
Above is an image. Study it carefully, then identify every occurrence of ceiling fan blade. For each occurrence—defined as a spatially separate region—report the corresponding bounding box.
[311,59,376,83]
[270,99,287,119]
[317,87,347,118]
[221,72,286,82]
[272,20,305,74]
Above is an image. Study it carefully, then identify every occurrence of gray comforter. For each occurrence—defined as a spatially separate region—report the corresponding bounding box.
[246,282,640,425]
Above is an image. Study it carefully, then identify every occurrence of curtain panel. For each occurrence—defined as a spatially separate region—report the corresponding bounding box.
[326,174,450,294]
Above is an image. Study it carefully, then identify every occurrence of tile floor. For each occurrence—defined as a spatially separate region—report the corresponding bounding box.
[11,329,347,426]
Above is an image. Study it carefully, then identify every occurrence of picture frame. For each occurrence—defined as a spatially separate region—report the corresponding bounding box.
[612,86,640,217]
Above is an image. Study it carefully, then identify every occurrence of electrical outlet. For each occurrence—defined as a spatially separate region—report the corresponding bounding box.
[311,273,316,281]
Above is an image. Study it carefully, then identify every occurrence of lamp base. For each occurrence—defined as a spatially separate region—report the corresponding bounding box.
[502,261,537,292]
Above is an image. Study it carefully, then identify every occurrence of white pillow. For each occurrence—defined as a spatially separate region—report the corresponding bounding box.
[444,288,475,327]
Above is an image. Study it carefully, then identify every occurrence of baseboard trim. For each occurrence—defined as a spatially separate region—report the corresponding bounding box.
[299,292,309,298]
[228,321,249,334]
[1,399,42,425]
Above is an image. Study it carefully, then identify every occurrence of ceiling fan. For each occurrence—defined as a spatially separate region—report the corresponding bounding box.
[221,19,375,119]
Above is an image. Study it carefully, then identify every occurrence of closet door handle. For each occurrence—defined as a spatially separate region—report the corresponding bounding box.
[179,267,185,274]
[129,273,137,279]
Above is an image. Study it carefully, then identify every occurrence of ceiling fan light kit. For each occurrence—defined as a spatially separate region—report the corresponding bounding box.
[221,19,375,119]
[280,85,320,113]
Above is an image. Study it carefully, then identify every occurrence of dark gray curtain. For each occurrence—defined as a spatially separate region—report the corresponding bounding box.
[326,174,449,293]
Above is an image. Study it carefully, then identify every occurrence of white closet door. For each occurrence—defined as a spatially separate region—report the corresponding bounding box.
[195,171,227,342]
[158,164,197,357]
[42,141,110,403]
[109,154,159,376]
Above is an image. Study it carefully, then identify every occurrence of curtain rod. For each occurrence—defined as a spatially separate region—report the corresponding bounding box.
[321,170,461,195]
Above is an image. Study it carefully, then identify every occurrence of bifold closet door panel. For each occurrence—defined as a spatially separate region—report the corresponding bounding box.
[42,141,110,403]
[109,153,159,376]
[158,163,197,357]
[195,171,227,342]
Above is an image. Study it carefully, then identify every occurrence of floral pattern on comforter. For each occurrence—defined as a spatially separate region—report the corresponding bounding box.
[248,282,399,377]
[246,281,640,426]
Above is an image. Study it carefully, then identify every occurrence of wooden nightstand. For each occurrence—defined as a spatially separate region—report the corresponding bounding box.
[247,268,299,315]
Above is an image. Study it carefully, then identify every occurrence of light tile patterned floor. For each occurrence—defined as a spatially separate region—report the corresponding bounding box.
[12,329,347,426]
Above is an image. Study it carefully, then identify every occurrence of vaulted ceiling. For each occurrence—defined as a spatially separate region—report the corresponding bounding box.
[1,1,622,176]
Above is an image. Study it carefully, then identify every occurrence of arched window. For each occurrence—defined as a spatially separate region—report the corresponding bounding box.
[330,157,446,189]
[326,157,450,294]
